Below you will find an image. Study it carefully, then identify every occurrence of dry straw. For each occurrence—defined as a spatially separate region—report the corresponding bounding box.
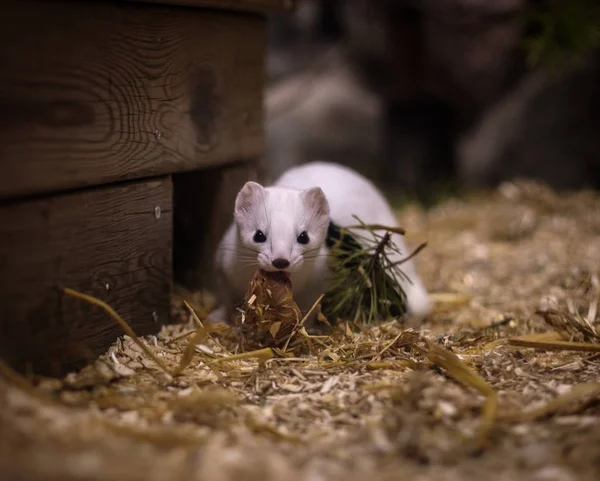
[2,180,600,480]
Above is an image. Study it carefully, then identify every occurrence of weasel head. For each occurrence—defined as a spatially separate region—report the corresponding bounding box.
[233,181,330,274]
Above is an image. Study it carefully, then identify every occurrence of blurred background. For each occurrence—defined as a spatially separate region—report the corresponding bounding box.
[262,0,600,205]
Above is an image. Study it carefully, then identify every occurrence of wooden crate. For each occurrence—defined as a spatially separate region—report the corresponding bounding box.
[0,178,172,375]
[0,0,289,376]
[0,0,267,200]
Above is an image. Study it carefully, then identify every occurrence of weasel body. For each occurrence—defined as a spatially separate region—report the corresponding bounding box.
[211,161,431,323]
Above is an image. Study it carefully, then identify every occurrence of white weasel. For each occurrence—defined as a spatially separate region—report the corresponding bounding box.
[210,161,431,324]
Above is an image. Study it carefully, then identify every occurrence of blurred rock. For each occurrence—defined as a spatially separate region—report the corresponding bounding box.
[340,0,525,120]
[265,49,382,182]
[458,53,600,190]
[340,0,424,101]
[267,0,342,83]
[340,0,527,197]
[264,0,600,195]
[420,0,525,128]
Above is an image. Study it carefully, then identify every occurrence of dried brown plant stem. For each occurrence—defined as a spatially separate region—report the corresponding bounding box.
[389,241,428,268]
[424,343,497,450]
[173,301,226,379]
[508,336,600,352]
[0,359,58,405]
[208,348,274,367]
[499,382,600,422]
[63,287,173,376]
[344,224,406,235]
[281,294,326,352]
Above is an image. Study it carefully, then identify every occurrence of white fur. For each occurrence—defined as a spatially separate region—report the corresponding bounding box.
[211,161,432,324]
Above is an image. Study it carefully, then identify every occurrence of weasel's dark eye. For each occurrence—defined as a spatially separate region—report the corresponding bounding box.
[297,231,309,245]
[253,230,267,243]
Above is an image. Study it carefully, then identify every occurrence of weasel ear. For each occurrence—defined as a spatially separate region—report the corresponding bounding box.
[302,186,329,221]
[234,181,264,221]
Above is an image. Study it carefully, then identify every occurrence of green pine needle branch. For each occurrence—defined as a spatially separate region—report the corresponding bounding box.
[320,216,427,324]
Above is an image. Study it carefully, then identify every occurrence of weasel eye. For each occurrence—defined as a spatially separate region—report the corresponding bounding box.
[297,231,309,245]
[253,230,267,243]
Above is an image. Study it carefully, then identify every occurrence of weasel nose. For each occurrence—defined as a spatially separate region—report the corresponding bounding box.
[272,258,290,270]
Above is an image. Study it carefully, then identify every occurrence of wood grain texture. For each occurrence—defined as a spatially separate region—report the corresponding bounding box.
[173,161,258,290]
[125,0,294,13]
[0,178,172,376]
[0,0,265,200]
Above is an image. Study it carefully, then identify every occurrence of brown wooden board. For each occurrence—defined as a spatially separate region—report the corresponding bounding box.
[0,0,265,200]
[173,161,258,291]
[125,0,294,13]
[0,177,172,377]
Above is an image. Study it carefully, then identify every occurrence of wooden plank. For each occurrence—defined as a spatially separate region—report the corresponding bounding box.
[0,0,265,200]
[173,161,259,291]
[125,0,294,13]
[0,178,172,376]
